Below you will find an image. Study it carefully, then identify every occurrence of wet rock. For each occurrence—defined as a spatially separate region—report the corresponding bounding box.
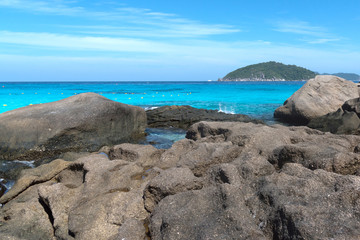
[0,159,71,205]
[0,160,33,183]
[147,105,263,129]
[0,92,147,161]
[274,75,359,125]
[0,181,6,198]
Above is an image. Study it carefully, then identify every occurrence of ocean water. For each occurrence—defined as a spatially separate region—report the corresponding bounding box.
[0,81,304,122]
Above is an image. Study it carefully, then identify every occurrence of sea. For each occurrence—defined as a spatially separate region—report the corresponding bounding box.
[0,81,304,118]
[0,81,304,191]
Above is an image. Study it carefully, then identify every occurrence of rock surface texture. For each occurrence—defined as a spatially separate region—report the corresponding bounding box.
[1,121,360,239]
[146,105,262,129]
[308,97,360,134]
[0,93,147,161]
[274,75,359,125]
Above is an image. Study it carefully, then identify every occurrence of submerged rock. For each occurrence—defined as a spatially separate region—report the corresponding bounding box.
[146,105,263,129]
[0,92,147,161]
[274,75,359,125]
[1,121,360,239]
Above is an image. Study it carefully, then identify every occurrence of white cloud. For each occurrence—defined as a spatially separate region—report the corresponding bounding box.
[1,30,359,71]
[0,31,176,53]
[0,0,240,38]
[0,0,84,15]
[274,20,340,44]
[306,38,340,44]
[274,21,326,37]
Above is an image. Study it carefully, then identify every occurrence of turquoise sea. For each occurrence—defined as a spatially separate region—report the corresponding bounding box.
[0,81,304,122]
[0,81,305,191]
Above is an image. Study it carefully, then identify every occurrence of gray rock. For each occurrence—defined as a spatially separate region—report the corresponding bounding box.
[308,97,360,134]
[342,97,360,116]
[110,219,148,240]
[0,182,56,240]
[147,105,263,129]
[150,185,267,240]
[108,143,164,168]
[258,163,360,239]
[0,181,6,198]
[0,159,71,205]
[308,108,360,134]
[144,167,203,213]
[0,92,147,161]
[0,160,33,183]
[274,75,359,124]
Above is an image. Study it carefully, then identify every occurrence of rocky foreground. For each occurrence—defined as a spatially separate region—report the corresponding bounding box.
[1,121,360,239]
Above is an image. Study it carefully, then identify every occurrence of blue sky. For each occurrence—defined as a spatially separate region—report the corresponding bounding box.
[0,0,359,81]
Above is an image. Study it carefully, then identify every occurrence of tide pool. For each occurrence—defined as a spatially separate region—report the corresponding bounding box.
[0,81,304,123]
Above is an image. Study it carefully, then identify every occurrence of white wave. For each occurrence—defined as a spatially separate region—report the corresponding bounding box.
[13,160,35,168]
[218,104,236,114]
[144,106,159,111]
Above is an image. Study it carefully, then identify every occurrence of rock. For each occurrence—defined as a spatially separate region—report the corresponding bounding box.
[146,105,263,129]
[58,151,92,162]
[274,75,359,124]
[109,219,148,240]
[0,181,6,198]
[0,92,147,161]
[342,97,360,115]
[0,181,56,239]
[0,160,33,182]
[308,108,360,134]
[2,121,360,239]
[151,186,267,240]
[108,143,164,168]
[0,159,71,205]
[258,163,360,239]
[144,167,203,213]
[308,97,360,134]
[0,152,157,239]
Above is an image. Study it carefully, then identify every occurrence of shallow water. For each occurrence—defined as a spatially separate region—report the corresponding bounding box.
[142,128,187,149]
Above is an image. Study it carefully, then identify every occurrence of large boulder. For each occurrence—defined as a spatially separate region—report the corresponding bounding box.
[0,93,147,160]
[274,75,359,125]
[146,105,263,129]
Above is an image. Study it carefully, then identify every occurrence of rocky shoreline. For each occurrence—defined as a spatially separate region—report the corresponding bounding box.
[1,75,360,239]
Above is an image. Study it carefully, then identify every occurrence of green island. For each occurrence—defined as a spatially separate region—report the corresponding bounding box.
[219,61,317,81]
[327,73,360,81]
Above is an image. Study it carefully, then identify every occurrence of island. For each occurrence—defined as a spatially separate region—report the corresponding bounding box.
[219,61,316,81]
[326,72,360,81]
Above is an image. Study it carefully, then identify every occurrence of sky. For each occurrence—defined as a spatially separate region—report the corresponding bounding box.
[0,0,359,81]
